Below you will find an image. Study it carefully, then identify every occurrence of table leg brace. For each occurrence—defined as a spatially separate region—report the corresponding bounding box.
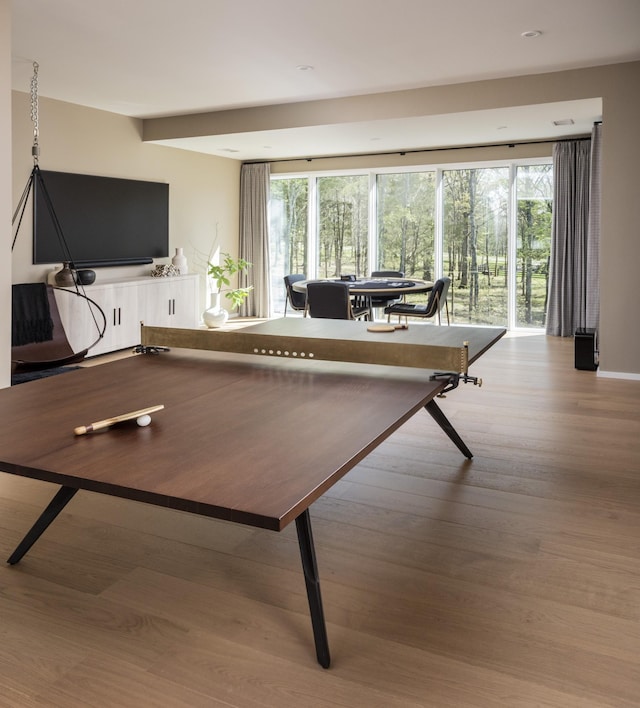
[424,399,473,459]
[7,485,78,565]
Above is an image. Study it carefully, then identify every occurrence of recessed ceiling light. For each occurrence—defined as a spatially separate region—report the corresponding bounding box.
[296,64,314,71]
[553,118,575,126]
[521,30,542,38]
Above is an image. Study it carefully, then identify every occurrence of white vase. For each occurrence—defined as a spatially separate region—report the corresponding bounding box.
[171,247,188,274]
[202,291,229,328]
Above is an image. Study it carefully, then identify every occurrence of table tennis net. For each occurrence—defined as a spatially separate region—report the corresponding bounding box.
[139,324,470,374]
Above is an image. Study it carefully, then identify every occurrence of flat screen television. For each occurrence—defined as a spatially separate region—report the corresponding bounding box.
[33,170,169,268]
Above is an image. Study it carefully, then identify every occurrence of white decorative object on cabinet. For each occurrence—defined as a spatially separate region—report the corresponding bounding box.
[171,247,188,274]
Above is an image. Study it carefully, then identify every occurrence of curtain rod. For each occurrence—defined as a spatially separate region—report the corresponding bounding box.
[244,133,593,165]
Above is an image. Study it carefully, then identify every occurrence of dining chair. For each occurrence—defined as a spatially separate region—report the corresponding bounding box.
[384,276,451,325]
[372,270,404,277]
[283,274,307,316]
[369,270,405,311]
[305,281,369,320]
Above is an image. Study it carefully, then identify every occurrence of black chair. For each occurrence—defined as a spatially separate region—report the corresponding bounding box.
[283,274,307,316]
[372,270,404,277]
[369,270,405,311]
[384,276,451,325]
[305,281,369,320]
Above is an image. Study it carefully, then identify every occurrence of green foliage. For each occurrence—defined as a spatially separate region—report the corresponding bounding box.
[207,253,253,310]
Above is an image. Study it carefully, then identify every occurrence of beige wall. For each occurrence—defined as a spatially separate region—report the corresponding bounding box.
[1,0,11,388]
[597,70,640,376]
[11,92,240,314]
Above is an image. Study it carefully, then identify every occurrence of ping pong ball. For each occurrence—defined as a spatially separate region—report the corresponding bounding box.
[136,414,152,427]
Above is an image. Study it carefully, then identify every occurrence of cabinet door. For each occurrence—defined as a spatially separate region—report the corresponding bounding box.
[141,275,199,329]
[141,279,173,328]
[54,285,110,356]
[168,275,199,327]
[97,285,141,355]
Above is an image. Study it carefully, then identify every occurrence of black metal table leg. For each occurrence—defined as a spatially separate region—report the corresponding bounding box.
[425,398,473,459]
[295,509,331,669]
[7,485,78,565]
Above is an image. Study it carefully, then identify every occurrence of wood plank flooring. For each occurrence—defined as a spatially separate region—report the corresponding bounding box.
[0,332,638,707]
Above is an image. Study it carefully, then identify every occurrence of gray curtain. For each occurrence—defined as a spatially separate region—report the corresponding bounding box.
[585,123,601,331]
[239,163,271,318]
[546,137,593,336]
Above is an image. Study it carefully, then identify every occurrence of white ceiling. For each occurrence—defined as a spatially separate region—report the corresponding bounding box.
[11,0,640,161]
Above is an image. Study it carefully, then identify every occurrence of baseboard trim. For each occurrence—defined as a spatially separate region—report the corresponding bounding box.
[597,370,640,381]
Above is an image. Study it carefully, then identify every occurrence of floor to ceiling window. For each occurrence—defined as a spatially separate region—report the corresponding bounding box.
[514,164,553,329]
[269,177,308,312]
[269,159,552,328]
[442,166,509,325]
[376,171,435,280]
[317,175,369,278]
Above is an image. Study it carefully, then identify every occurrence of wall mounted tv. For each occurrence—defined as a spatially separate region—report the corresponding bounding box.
[33,170,169,268]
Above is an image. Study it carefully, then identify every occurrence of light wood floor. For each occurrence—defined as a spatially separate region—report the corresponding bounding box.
[1,333,639,707]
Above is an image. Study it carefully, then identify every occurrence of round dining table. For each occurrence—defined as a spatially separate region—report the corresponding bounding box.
[292,277,433,318]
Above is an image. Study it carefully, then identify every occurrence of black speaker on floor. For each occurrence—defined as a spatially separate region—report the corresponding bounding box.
[575,328,598,370]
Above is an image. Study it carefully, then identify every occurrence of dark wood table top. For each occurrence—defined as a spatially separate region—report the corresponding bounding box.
[0,319,504,532]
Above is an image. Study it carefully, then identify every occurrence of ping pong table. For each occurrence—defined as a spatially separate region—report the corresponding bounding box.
[0,317,504,668]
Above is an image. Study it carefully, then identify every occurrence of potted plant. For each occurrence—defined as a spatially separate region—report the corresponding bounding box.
[203,252,253,327]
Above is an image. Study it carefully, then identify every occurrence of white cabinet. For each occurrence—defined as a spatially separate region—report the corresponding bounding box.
[54,274,199,357]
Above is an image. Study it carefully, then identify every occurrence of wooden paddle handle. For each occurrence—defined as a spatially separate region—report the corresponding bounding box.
[74,404,165,435]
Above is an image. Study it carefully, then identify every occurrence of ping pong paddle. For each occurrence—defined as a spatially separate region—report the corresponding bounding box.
[74,404,165,435]
[367,324,409,332]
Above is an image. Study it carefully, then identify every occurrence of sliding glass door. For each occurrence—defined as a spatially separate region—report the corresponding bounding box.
[515,164,553,328]
[269,177,308,313]
[442,167,509,325]
[269,159,552,328]
[317,175,369,278]
[376,171,435,280]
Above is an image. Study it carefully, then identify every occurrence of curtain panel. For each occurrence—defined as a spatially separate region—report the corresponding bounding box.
[546,137,593,337]
[239,163,271,318]
[585,123,601,331]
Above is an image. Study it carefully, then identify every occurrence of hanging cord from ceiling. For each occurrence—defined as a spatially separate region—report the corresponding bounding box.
[11,62,106,354]
[30,61,40,164]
